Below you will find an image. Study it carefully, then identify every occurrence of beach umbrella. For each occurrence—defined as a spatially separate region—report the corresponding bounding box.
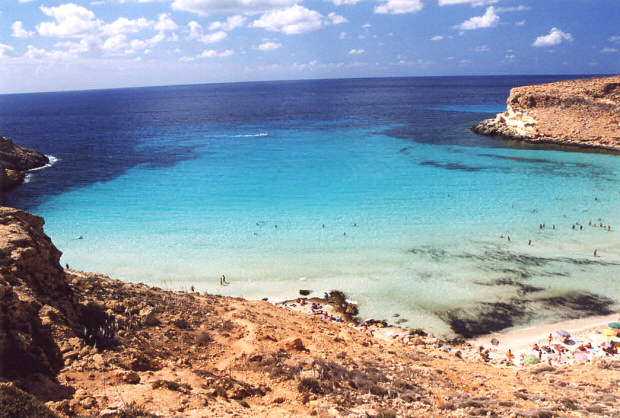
[608,322,620,329]
[602,329,616,337]
[523,354,539,365]
[556,329,570,338]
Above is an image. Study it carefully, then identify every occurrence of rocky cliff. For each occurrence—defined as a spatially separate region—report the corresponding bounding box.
[472,75,620,151]
[0,136,49,191]
[0,208,82,397]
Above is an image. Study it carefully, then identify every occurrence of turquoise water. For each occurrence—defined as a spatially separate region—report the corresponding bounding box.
[2,77,619,336]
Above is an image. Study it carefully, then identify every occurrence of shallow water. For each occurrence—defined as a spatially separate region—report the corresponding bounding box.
[2,76,619,336]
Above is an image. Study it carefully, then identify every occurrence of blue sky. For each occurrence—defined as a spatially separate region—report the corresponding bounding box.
[1,0,619,93]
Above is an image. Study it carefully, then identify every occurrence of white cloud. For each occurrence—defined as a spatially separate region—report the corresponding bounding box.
[349,48,364,54]
[188,21,204,40]
[339,32,347,39]
[328,0,364,4]
[602,47,618,53]
[0,43,15,58]
[328,12,348,25]
[208,15,247,31]
[102,32,166,55]
[187,22,227,43]
[197,49,234,58]
[202,31,228,44]
[454,6,499,30]
[24,45,47,59]
[496,5,530,13]
[361,23,372,28]
[439,0,498,5]
[252,5,324,35]
[40,3,95,22]
[292,60,317,70]
[54,38,95,54]
[533,27,573,47]
[431,35,443,41]
[609,36,620,44]
[172,0,297,16]
[375,0,423,14]
[255,41,282,50]
[37,4,99,38]
[473,45,489,52]
[179,56,196,62]
[515,20,525,26]
[102,34,130,53]
[154,13,179,31]
[101,17,153,36]
[12,21,35,38]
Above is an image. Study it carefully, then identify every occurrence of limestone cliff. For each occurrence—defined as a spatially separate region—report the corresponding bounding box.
[0,136,49,191]
[0,207,81,396]
[472,75,620,151]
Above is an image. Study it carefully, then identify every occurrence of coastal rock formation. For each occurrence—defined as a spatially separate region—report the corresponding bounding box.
[473,75,620,151]
[0,135,49,191]
[0,208,81,390]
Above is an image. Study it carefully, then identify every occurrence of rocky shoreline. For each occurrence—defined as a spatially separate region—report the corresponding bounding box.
[472,75,620,152]
[0,135,50,191]
[3,205,620,417]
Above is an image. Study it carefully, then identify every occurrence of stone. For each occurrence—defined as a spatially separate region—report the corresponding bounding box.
[139,307,159,326]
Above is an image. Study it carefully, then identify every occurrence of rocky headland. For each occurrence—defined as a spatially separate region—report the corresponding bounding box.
[472,75,620,151]
[0,135,50,191]
[2,206,620,418]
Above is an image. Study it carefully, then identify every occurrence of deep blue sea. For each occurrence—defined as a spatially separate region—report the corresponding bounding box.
[2,76,619,337]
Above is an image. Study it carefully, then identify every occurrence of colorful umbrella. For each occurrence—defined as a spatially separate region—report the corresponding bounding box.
[608,322,620,329]
[556,329,570,338]
[602,329,616,337]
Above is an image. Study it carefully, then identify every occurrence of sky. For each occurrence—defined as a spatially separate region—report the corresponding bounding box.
[0,0,619,93]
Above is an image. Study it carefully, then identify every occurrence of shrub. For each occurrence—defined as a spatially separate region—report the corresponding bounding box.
[298,378,321,394]
[0,384,59,418]
[79,302,118,349]
[195,331,213,346]
[151,380,192,393]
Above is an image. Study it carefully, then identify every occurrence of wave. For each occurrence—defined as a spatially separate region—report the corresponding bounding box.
[23,155,59,183]
[232,133,268,138]
[27,155,59,172]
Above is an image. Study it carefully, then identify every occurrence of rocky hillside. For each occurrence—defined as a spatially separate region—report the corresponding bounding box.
[0,136,49,191]
[473,76,620,151]
[3,206,620,417]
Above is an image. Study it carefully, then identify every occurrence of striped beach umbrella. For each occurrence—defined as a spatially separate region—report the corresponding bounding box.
[556,329,570,338]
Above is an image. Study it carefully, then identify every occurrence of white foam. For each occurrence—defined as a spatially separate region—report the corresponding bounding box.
[27,155,59,172]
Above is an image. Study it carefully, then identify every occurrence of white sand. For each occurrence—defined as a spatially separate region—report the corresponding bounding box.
[470,313,618,351]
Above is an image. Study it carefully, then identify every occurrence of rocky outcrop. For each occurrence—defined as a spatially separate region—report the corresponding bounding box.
[0,135,49,191]
[0,207,80,390]
[472,75,620,151]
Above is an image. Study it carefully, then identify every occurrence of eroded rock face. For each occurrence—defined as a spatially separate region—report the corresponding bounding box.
[0,136,49,191]
[0,207,79,382]
[472,76,620,151]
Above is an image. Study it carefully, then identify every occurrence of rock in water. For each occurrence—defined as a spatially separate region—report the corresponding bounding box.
[472,76,620,151]
[0,135,49,191]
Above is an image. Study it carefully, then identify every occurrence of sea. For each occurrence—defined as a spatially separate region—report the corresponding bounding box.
[2,75,619,337]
